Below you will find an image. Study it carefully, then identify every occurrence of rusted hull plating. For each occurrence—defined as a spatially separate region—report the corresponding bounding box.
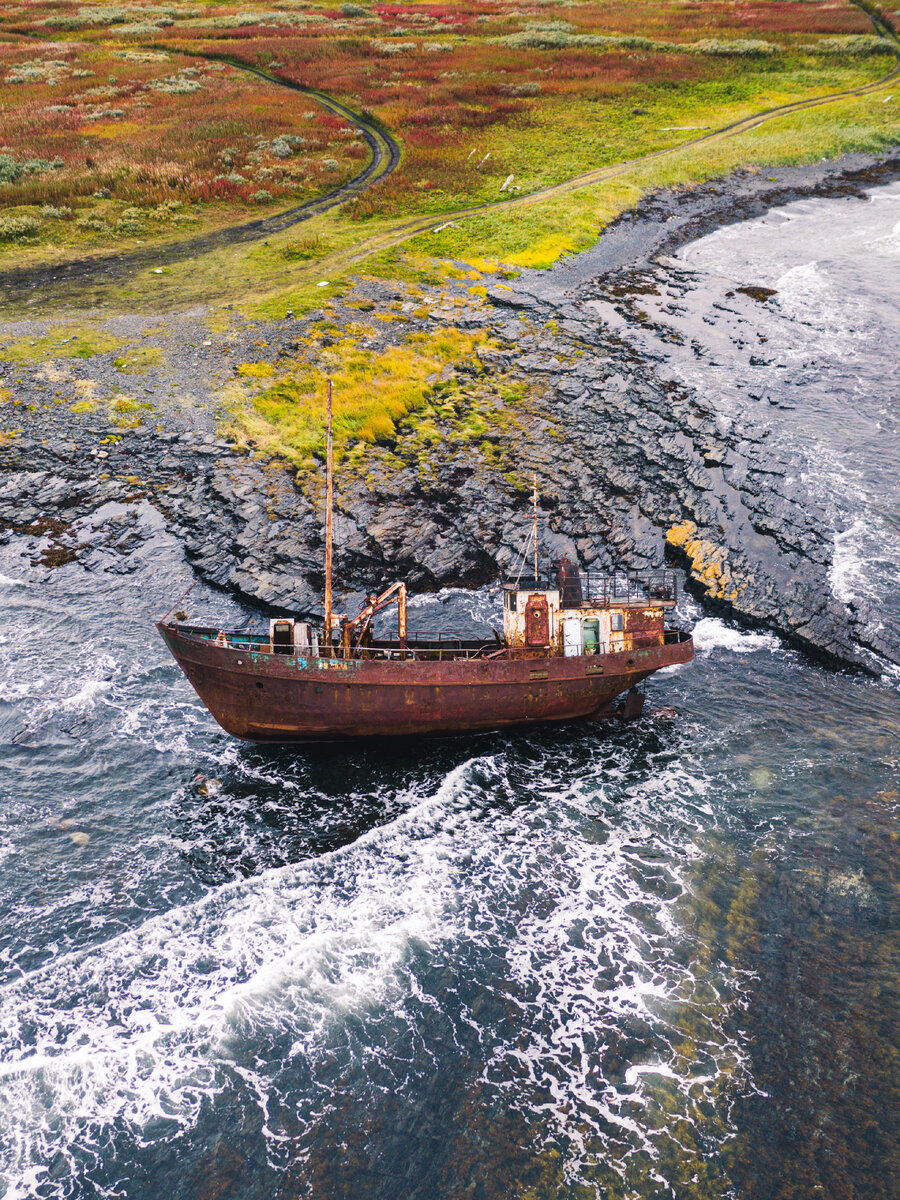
[159,622,694,743]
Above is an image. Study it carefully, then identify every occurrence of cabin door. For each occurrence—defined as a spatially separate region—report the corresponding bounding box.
[582,619,600,656]
[524,595,550,647]
[563,617,581,657]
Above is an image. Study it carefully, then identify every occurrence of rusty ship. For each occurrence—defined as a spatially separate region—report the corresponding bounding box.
[158,383,693,742]
[158,568,693,742]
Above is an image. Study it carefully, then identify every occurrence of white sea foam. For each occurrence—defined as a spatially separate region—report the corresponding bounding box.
[0,572,26,588]
[59,678,113,712]
[0,750,749,1198]
[490,759,747,1176]
[829,519,868,604]
[0,647,120,725]
[775,258,826,302]
[0,758,493,1185]
[691,617,780,654]
[864,211,900,256]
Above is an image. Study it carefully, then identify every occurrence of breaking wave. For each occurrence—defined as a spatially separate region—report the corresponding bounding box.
[0,745,751,1198]
[691,617,780,654]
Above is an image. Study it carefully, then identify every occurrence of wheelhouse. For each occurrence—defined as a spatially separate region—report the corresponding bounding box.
[502,567,678,657]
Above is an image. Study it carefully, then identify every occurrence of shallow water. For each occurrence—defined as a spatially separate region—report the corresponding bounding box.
[2,186,900,1200]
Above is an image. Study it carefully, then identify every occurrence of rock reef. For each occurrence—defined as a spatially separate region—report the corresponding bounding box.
[3,150,900,673]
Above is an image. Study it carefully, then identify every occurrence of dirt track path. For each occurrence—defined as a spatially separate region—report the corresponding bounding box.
[0,62,400,306]
[336,61,900,269]
[0,8,897,307]
[336,0,899,266]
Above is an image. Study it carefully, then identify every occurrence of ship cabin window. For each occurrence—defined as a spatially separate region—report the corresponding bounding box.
[610,612,624,632]
[583,619,600,655]
[504,590,514,611]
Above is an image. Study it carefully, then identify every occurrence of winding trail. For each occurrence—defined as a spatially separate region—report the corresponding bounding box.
[0,62,400,305]
[343,0,900,264]
[340,61,900,267]
[0,10,897,306]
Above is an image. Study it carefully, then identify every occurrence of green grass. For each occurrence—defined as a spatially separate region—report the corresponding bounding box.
[227,325,490,466]
[406,80,900,268]
[0,324,125,363]
[113,345,163,372]
[474,56,895,196]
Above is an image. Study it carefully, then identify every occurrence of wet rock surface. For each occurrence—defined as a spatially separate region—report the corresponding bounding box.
[3,149,900,671]
[475,290,886,671]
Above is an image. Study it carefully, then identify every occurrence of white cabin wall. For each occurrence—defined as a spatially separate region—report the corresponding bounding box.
[503,590,560,647]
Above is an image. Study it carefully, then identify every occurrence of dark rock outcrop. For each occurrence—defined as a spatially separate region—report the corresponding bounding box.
[4,151,900,672]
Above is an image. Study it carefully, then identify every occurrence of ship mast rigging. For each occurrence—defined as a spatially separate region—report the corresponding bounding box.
[513,472,542,588]
[323,377,334,650]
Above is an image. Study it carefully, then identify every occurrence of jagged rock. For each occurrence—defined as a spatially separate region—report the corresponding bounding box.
[2,191,895,672]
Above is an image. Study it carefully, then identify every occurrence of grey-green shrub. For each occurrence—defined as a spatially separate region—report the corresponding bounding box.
[0,155,64,184]
[493,28,778,55]
[801,35,894,55]
[150,74,202,94]
[0,215,40,242]
[373,39,417,54]
[690,38,776,56]
[0,156,22,184]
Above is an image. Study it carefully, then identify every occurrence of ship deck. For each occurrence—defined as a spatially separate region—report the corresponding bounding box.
[175,625,691,662]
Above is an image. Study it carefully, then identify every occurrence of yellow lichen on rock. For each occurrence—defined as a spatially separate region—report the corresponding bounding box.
[666,520,698,548]
[666,519,740,602]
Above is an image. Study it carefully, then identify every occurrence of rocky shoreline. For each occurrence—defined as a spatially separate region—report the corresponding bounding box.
[2,147,900,673]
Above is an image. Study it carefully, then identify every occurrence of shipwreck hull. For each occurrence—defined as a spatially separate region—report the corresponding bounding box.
[159,622,694,742]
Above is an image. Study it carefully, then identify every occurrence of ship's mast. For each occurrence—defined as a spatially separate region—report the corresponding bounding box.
[532,473,539,585]
[324,378,334,649]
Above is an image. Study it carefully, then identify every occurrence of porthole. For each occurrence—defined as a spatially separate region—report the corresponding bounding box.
[255,681,264,690]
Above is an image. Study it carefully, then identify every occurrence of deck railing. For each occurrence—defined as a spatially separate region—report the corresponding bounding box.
[503,568,678,607]
[185,627,692,662]
[579,570,678,607]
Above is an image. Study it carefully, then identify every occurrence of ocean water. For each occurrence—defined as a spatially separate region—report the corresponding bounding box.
[1,184,900,1200]
[636,180,900,665]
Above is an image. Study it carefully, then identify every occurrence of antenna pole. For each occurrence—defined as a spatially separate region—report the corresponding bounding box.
[324,378,334,649]
[532,473,539,585]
